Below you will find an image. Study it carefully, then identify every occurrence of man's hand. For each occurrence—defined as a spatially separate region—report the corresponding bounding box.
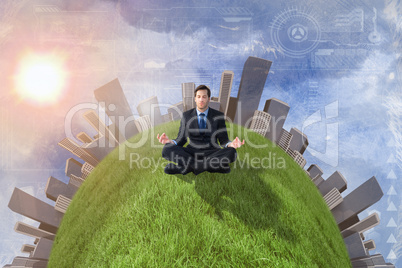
[157,133,173,145]
[228,137,245,149]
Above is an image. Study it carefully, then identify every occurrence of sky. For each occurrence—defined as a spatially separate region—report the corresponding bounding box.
[0,0,400,266]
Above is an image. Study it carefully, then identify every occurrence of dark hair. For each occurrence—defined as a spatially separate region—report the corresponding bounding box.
[194,85,211,98]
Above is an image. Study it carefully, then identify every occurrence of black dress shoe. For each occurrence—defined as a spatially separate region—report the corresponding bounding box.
[164,163,192,175]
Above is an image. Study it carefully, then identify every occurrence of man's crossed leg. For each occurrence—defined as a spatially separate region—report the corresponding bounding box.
[162,143,237,175]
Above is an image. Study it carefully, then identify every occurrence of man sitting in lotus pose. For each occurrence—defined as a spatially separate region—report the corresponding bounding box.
[157,85,244,175]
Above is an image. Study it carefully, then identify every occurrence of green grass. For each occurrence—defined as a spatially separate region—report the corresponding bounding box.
[48,121,351,267]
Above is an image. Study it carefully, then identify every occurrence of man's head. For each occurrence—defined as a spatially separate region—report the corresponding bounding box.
[194,85,210,112]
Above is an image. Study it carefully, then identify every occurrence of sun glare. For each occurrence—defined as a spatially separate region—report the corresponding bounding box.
[14,52,68,105]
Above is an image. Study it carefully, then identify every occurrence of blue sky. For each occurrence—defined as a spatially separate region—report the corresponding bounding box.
[0,0,400,265]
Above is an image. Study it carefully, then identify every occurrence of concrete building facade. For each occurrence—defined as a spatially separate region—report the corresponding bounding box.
[234,56,272,127]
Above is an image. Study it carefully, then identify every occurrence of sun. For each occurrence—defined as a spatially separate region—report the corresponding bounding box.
[14,52,69,105]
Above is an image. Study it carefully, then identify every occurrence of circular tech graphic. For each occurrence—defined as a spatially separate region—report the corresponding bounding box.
[288,23,308,42]
[271,8,321,58]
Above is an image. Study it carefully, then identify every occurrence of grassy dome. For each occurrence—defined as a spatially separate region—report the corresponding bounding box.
[48,122,351,267]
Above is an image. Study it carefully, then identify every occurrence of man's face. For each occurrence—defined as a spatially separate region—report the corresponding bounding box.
[195,89,210,112]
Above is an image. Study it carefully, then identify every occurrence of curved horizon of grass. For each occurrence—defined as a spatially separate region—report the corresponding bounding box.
[48,121,351,267]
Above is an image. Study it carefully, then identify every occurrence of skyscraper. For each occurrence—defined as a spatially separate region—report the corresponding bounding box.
[8,188,63,233]
[234,56,272,127]
[21,244,36,255]
[14,221,56,241]
[82,136,115,162]
[81,162,95,179]
[76,132,92,143]
[307,164,324,180]
[94,78,138,141]
[289,127,309,154]
[249,110,271,136]
[134,115,152,133]
[263,98,290,143]
[288,150,306,168]
[168,101,184,121]
[218,70,234,115]
[226,97,238,121]
[31,238,53,260]
[45,176,77,201]
[318,171,347,196]
[161,113,173,123]
[65,158,83,179]
[209,100,221,111]
[58,138,99,167]
[182,82,195,112]
[277,128,292,152]
[136,96,163,127]
[69,175,85,188]
[332,177,383,228]
[83,110,119,144]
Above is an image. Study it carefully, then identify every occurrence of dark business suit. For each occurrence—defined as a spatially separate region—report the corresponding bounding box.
[162,107,237,174]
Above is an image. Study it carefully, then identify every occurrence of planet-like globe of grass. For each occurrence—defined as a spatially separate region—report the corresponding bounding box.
[48,122,351,267]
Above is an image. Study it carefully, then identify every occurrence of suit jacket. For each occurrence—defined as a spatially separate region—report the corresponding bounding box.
[173,108,230,149]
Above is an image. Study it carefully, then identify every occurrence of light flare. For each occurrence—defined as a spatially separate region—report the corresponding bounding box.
[14,52,69,105]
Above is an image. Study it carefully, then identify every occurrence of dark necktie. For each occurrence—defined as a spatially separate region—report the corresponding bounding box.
[199,113,206,129]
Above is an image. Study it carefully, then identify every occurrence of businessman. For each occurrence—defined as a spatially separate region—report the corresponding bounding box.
[157,85,244,175]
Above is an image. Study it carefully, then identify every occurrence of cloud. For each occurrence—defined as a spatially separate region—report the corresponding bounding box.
[384,0,402,34]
